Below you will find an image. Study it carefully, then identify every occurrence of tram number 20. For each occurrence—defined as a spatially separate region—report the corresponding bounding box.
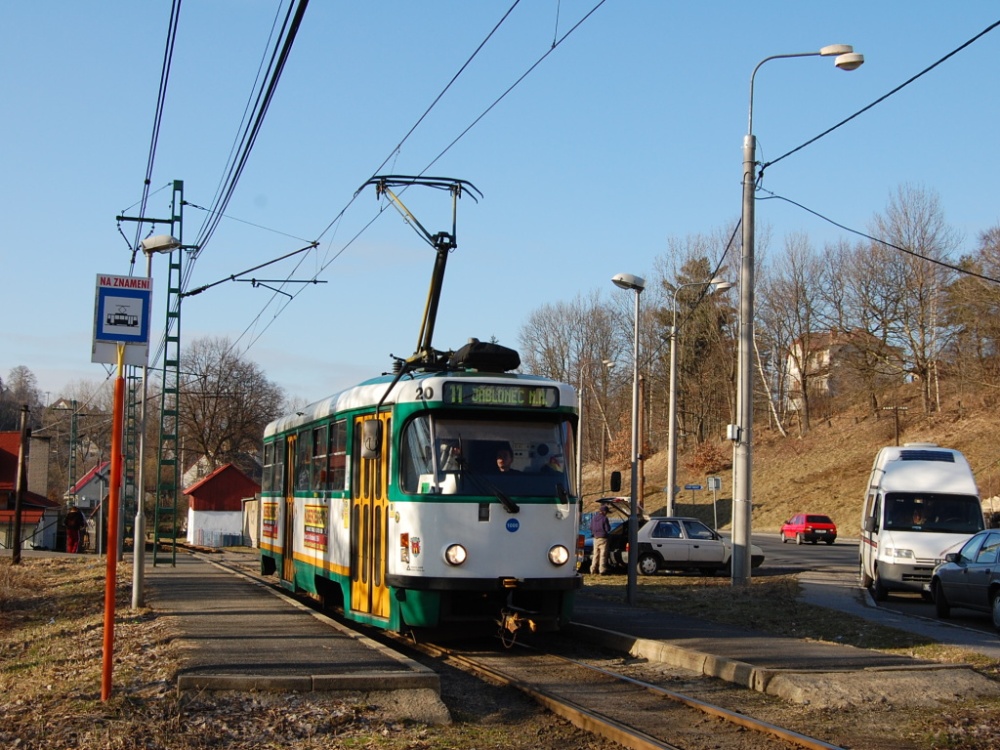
[416,385,434,400]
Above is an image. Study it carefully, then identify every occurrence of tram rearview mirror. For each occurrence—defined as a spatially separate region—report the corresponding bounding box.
[610,471,622,493]
[361,420,382,459]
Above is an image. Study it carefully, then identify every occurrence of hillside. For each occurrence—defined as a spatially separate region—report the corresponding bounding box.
[581,386,1000,533]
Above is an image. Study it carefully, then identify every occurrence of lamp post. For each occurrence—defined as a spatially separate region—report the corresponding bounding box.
[612,272,645,606]
[132,234,180,608]
[732,45,863,586]
[666,277,733,517]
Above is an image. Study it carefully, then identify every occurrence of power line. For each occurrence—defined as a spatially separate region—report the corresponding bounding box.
[757,188,1000,286]
[762,19,1000,176]
[128,0,182,273]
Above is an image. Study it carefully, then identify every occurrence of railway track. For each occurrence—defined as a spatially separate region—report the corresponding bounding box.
[213,550,848,749]
[391,633,845,750]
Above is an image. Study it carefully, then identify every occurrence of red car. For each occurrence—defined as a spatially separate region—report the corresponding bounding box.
[780,513,837,545]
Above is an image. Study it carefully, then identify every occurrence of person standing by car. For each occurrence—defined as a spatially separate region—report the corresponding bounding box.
[65,502,85,554]
[589,503,611,575]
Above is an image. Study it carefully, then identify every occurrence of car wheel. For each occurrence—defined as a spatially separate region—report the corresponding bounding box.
[859,559,873,589]
[699,567,718,576]
[991,591,1000,632]
[824,539,835,545]
[933,580,951,619]
[871,569,889,602]
[795,532,803,545]
[637,553,659,576]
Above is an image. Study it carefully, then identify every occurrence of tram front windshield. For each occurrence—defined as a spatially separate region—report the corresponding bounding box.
[400,415,576,498]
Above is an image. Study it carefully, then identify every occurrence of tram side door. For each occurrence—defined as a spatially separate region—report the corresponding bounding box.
[282,435,296,583]
[350,413,390,619]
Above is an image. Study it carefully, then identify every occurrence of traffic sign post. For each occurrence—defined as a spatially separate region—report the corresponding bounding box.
[707,476,722,529]
[91,273,154,701]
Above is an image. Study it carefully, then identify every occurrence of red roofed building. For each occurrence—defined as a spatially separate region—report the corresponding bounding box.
[183,463,260,547]
[1,431,60,550]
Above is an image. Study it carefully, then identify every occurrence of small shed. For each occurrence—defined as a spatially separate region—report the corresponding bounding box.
[67,461,111,515]
[183,463,260,547]
[0,431,60,550]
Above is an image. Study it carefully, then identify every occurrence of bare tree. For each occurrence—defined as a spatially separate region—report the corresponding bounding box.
[1,366,44,430]
[869,184,959,414]
[758,233,827,435]
[821,239,908,412]
[518,292,625,465]
[944,225,1000,393]
[178,337,284,474]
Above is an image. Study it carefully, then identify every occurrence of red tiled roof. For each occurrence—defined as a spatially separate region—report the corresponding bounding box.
[0,431,22,484]
[0,509,44,524]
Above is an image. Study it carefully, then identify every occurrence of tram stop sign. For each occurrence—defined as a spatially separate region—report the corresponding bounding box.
[91,273,153,366]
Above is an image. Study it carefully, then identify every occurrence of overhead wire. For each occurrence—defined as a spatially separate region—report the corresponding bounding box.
[127,0,182,273]
[761,19,1000,176]
[143,1,605,374]
[221,0,539,359]
[311,0,523,245]
[189,0,310,264]
[146,0,311,371]
[418,0,608,177]
[757,188,1000,286]
[747,21,1000,287]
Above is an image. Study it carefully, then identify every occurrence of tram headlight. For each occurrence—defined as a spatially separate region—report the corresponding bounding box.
[444,544,468,566]
[548,544,570,566]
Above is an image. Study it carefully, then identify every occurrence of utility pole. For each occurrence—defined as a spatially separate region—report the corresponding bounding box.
[11,405,29,565]
[115,179,184,590]
[881,406,908,446]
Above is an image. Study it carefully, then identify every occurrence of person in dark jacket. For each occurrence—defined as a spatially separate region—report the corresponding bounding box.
[589,503,612,574]
[65,502,85,554]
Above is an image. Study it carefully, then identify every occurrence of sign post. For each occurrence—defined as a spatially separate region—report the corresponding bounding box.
[707,476,722,529]
[92,274,153,701]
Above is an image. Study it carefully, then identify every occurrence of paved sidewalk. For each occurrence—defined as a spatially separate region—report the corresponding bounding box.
[143,551,449,723]
[569,579,1000,708]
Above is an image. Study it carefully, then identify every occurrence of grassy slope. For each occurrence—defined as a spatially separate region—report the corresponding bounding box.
[582,386,999,532]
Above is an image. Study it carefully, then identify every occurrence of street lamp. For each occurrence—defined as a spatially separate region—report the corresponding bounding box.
[132,234,180,608]
[666,277,733,517]
[732,45,864,586]
[611,272,645,606]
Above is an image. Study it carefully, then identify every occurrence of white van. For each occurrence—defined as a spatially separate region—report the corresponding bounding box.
[860,443,985,600]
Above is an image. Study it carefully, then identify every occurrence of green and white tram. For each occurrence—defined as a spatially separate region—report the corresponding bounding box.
[260,343,582,635]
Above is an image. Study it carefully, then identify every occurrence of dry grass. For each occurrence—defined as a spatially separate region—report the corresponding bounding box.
[583,384,1000,531]
[0,555,613,750]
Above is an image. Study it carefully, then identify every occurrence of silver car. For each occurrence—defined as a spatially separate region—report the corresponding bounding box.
[630,517,765,576]
[929,528,1000,630]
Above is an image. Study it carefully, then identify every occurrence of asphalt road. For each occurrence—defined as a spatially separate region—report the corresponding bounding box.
[752,532,1000,636]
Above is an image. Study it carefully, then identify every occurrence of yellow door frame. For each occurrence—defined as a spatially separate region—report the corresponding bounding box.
[350,413,390,618]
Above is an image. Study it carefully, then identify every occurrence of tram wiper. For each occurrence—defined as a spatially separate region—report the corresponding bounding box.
[457,463,520,514]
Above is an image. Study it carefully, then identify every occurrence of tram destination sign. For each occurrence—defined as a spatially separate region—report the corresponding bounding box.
[443,382,559,409]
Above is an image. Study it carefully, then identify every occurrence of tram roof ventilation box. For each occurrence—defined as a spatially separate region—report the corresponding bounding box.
[448,339,520,373]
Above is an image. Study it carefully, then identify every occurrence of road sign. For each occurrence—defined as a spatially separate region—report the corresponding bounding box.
[91,274,153,366]
[707,476,722,491]
[684,484,702,491]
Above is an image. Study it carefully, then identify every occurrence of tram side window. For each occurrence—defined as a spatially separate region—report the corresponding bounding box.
[275,438,286,494]
[295,431,311,491]
[262,441,274,493]
[326,419,347,491]
[311,424,328,490]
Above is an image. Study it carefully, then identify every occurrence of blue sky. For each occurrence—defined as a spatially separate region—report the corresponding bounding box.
[3,2,999,405]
